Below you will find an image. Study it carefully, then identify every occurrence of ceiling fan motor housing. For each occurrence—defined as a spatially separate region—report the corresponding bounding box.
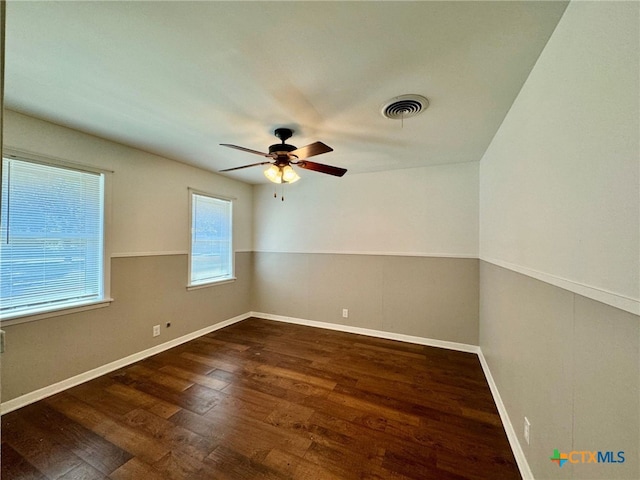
[270,127,297,160]
[268,143,297,154]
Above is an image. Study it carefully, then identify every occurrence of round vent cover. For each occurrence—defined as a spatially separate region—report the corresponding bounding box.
[381,94,429,120]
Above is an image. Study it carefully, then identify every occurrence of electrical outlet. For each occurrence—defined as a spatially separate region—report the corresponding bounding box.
[524,417,531,445]
[342,308,349,318]
[153,325,160,337]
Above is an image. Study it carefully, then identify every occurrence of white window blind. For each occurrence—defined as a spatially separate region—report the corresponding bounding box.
[190,193,233,285]
[0,157,105,319]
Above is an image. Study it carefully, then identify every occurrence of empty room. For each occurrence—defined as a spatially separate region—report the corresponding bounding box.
[0,1,638,479]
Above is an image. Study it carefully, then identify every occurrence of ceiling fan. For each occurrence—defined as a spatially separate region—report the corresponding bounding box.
[219,128,347,184]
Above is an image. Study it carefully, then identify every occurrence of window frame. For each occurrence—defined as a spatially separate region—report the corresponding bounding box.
[187,188,235,290]
[0,150,112,325]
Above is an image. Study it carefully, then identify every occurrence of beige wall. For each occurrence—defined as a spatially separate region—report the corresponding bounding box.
[253,253,479,345]
[1,112,254,403]
[4,110,254,255]
[1,112,482,404]
[479,2,640,479]
[252,159,480,346]
[2,253,252,402]
[479,1,639,313]
[481,262,639,479]
[254,162,479,257]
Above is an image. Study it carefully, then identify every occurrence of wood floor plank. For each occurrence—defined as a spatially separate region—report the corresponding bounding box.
[110,373,223,415]
[112,364,194,392]
[382,445,469,480]
[351,341,428,359]
[152,450,211,480]
[255,363,338,390]
[2,412,90,478]
[144,350,218,376]
[109,458,167,480]
[209,385,279,422]
[56,462,107,480]
[303,441,406,480]
[179,351,243,373]
[204,404,313,460]
[7,402,132,475]
[306,410,396,457]
[197,335,252,352]
[327,390,422,426]
[1,443,47,480]
[66,380,139,418]
[46,393,171,464]
[262,448,345,480]
[104,382,182,419]
[122,408,219,461]
[204,444,286,480]
[1,318,520,480]
[159,364,230,391]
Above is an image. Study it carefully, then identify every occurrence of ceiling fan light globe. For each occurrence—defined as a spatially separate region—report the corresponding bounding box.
[282,165,300,183]
[264,165,282,184]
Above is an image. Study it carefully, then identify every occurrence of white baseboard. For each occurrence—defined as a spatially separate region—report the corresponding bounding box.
[250,311,480,354]
[477,349,534,479]
[0,312,251,415]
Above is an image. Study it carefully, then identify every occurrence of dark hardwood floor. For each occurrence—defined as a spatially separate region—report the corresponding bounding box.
[1,318,521,479]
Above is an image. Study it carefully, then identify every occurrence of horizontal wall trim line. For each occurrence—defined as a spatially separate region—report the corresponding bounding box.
[251,312,480,353]
[112,251,476,259]
[253,250,478,259]
[481,256,639,316]
[0,312,251,415]
[111,250,252,258]
[111,251,188,258]
[478,349,533,479]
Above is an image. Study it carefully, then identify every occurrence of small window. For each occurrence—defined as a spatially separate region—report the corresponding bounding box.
[189,191,233,287]
[1,156,106,320]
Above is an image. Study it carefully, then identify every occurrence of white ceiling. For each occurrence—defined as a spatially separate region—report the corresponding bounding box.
[4,1,568,184]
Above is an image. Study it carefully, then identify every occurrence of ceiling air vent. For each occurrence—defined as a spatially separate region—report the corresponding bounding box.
[381,94,429,120]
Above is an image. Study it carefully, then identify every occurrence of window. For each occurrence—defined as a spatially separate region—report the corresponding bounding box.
[0,156,106,320]
[189,191,233,287]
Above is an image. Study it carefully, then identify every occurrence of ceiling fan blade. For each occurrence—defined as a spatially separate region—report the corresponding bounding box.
[219,161,273,172]
[220,144,271,157]
[297,160,347,177]
[291,141,333,159]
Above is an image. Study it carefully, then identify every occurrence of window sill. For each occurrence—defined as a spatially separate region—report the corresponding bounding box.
[0,299,114,327]
[187,277,237,291]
